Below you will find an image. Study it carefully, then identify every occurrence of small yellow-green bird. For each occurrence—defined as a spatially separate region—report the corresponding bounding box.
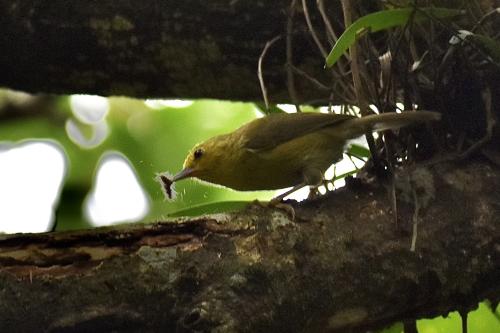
[170,111,440,201]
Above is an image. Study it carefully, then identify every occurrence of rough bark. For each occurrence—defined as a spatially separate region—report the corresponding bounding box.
[1,160,499,333]
[0,0,346,102]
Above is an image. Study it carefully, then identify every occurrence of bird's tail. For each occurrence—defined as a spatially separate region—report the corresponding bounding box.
[338,111,441,139]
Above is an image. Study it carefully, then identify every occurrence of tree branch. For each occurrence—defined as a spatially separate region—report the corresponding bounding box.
[0,0,345,102]
[1,160,499,332]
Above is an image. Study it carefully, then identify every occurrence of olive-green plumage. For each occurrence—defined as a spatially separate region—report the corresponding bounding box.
[173,111,440,195]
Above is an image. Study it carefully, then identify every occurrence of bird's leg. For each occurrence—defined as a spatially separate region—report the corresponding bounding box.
[307,186,320,200]
[265,168,324,219]
[251,168,325,220]
[303,167,324,200]
[251,196,298,220]
[270,182,307,204]
[265,183,306,221]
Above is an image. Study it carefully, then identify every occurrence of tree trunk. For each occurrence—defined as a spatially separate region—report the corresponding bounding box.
[1,161,498,333]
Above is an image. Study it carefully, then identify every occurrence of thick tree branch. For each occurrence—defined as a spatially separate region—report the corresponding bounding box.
[0,0,345,102]
[1,160,499,332]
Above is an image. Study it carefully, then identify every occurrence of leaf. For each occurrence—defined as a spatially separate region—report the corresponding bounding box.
[254,102,285,115]
[376,322,403,333]
[332,169,358,182]
[325,7,463,68]
[449,30,500,63]
[467,34,500,63]
[168,201,251,217]
[347,143,371,159]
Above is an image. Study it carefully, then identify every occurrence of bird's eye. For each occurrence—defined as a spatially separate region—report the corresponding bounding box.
[194,148,204,159]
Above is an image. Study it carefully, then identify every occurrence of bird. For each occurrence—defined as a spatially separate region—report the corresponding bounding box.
[169,111,440,202]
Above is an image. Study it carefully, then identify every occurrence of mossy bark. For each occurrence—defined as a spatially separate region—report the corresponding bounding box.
[0,0,346,102]
[0,161,498,332]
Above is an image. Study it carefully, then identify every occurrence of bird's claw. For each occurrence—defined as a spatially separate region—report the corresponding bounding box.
[251,199,295,220]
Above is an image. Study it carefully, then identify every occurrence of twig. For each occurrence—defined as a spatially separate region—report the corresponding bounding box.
[341,1,384,178]
[258,35,281,110]
[465,0,483,32]
[391,179,398,228]
[302,0,327,57]
[458,87,495,159]
[316,0,349,76]
[382,12,415,113]
[286,0,301,112]
[384,135,398,226]
[290,64,354,105]
[340,0,369,116]
[492,302,500,321]
[316,0,340,45]
[460,310,468,333]
[403,320,418,333]
[410,186,420,252]
[379,51,393,106]
[289,65,330,90]
[332,79,357,105]
[303,0,355,102]
[305,0,356,102]
[347,154,361,170]
[327,90,335,113]
[347,153,366,166]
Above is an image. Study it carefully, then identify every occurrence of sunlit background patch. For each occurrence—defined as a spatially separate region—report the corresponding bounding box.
[0,93,366,233]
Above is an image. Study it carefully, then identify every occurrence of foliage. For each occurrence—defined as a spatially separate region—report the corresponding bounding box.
[377,302,500,332]
[325,7,463,67]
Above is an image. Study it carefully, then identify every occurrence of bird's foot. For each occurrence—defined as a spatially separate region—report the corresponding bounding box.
[251,199,295,220]
[307,187,320,200]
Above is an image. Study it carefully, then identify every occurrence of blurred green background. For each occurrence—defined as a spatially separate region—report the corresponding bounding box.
[0,91,279,231]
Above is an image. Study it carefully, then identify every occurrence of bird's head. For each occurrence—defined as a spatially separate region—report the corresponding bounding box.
[172,135,229,183]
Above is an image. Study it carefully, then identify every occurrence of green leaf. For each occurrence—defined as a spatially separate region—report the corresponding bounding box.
[332,169,358,182]
[376,322,403,333]
[325,7,463,67]
[168,201,251,217]
[450,30,500,63]
[347,143,371,159]
[254,102,285,115]
[468,34,500,63]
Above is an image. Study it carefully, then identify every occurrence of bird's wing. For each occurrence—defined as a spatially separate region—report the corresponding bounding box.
[242,112,354,151]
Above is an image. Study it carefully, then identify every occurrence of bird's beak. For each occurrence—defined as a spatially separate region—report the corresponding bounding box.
[172,168,195,182]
